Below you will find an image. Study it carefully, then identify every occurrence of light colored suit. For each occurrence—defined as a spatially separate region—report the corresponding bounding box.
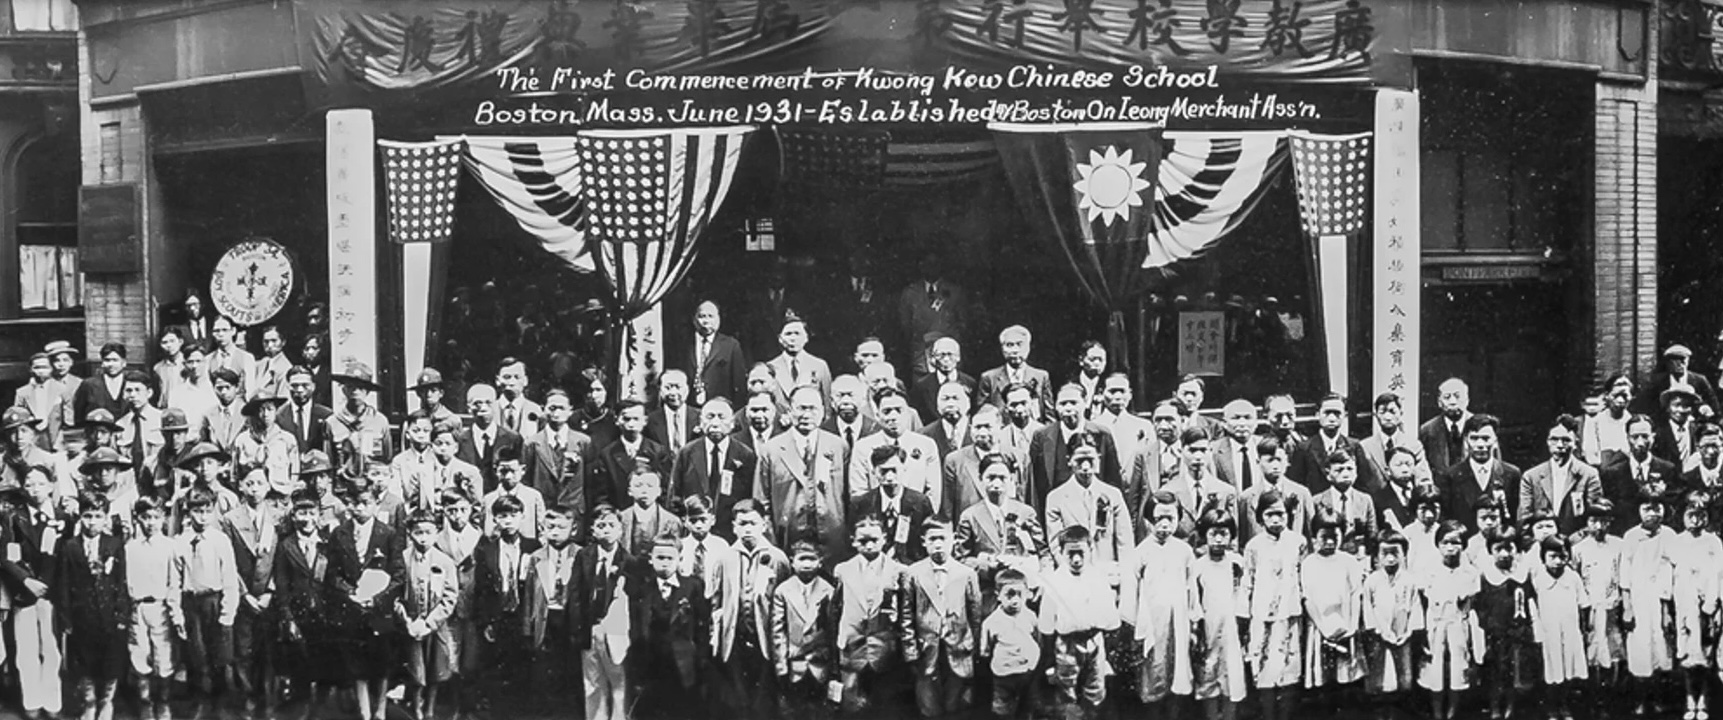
[941,444,1030,521]
[12,380,64,451]
[758,429,850,557]
[767,352,833,406]
[396,546,459,670]
[1043,479,1134,565]
[1519,459,1603,535]
[900,559,982,677]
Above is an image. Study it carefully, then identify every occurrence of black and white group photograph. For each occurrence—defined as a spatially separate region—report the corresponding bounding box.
[0,0,1713,719]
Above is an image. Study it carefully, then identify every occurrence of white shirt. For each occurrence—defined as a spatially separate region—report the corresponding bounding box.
[1469,460,1494,491]
[474,424,494,454]
[103,373,124,400]
[352,519,374,557]
[667,407,687,449]
[943,419,968,446]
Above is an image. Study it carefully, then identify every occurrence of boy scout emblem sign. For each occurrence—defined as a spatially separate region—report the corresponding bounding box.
[212,238,295,326]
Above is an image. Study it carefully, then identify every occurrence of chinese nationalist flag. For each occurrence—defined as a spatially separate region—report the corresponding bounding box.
[991,123,1165,361]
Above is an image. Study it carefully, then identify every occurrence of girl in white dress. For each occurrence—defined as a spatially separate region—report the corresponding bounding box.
[1670,502,1721,719]
[1301,511,1365,709]
[1571,501,1624,694]
[1363,530,1422,718]
[1192,510,1248,720]
[1241,491,1306,720]
[1620,496,1678,716]
[1532,536,1591,720]
[1419,520,1479,720]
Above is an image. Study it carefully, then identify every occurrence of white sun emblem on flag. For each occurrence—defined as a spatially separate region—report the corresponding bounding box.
[1073,145,1151,227]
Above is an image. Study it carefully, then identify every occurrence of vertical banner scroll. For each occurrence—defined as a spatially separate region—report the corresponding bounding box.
[327,109,378,381]
[1373,89,1421,410]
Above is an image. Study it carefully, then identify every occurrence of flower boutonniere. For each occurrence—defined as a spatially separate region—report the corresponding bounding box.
[911,448,922,461]
[103,557,115,575]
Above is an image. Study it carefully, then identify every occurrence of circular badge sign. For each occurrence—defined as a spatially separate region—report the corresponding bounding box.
[211,239,295,326]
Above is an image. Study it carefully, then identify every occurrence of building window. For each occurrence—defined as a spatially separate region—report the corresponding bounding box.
[10,0,76,31]
[13,134,80,315]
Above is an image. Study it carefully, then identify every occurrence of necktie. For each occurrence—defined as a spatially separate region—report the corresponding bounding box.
[695,542,707,578]
[1241,450,1254,488]
[709,443,722,490]
[505,404,518,431]
[502,543,519,607]
[478,431,490,459]
[299,406,311,446]
[790,359,800,384]
[845,426,855,449]
[661,580,673,600]
[131,414,147,474]
[671,413,682,449]
[1448,423,1462,460]
[699,336,711,367]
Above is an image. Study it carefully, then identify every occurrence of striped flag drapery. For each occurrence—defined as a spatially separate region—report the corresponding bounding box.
[1147,131,1287,269]
[457,136,594,272]
[1288,131,1372,237]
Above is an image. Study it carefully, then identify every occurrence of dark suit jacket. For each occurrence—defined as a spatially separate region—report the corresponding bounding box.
[590,438,675,511]
[670,436,758,540]
[473,535,544,629]
[1417,415,1470,476]
[910,372,979,426]
[1027,423,1122,514]
[1371,482,1418,531]
[680,332,748,404]
[848,488,935,564]
[522,428,593,515]
[822,415,883,452]
[1653,420,1698,468]
[1638,371,1722,418]
[1600,453,1683,534]
[917,419,971,465]
[628,573,712,689]
[330,520,399,601]
[276,401,334,454]
[272,532,333,632]
[646,406,701,453]
[977,365,1054,422]
[568,544,639,650]
[1437,459,1524,530]
[456,424,526,494]
[72,375,125,426]
[1287,433,1369,495]
[0,508,70,607]
[54,533,129,634]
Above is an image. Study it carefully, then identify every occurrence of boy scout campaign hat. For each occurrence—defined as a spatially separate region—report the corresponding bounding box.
[1,407,42,431]
[82,409,121,432]
[333,361,382,392]
[408,368,445,392]
[160,408,190,432]
[299,449,335,476]
[79,447,130,473]
[242,393,289,417]
[175,442,229,469]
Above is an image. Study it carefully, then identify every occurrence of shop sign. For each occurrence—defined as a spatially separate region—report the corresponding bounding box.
[1439,264,1541,282]
[78,184,141,274]
[1178,310,1225,376]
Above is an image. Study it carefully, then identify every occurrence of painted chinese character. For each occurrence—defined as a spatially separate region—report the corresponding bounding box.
[915,0,957,45]
[337,263,354,276]
[1390,349,1403,367]
[1389,323,1404,343]
[1199,0,1246,53]
[1387,258,1404,272]
[1125,0,1189,54]
[1389,373,1405,390]
[325,21,388,79]
[977,0,1033,46]
[1387,280,1405,295]
[453,10,511,67]
[1328,0,1373,60]
[398,16,446,73]
[537,0,587,64]
[1259,0,1311,57]
[751,0,802,42]
[1051,0,1106,52]
[336,240,354,254]
[1387,235,1404,250]
[606,0,656,62]
[1389,304,1406,318]
[681,0,732,56]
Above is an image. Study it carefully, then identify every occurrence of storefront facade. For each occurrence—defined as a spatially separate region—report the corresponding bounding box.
[67,0,1660,437]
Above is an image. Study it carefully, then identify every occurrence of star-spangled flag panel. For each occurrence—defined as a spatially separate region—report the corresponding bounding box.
[1288,131,1371,237]
[379,139,465,244]
[776,127,890,189]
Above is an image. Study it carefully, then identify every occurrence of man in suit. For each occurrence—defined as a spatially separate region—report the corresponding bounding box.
[1043,437,1134,567]
[1683,423,1723,530]
[851,388,942,510]
[1211,399,1262,492]
[1599,414,1682,534]
[627,537,712,720]
[671,397,758,540]
[767,317,833,411]
[1519,414,1603,537]
[1638,344,1720,421]
[1028,384,1122,514]
[910,337,977,424]
[942,406,1030,521]
[953,451,1044,612]
[898,255,970,378]
[734,392,781,455]
[206,316,255,398]
[1372,445,1421,532]
[522,389,594,516]
[757,385,850,559]
[917,381,973,462]
[1262,394,1306,454]
[996,383,1044,461]
[13,353,64,452]
[72,342,129,427]
[1127,400,1186,529]
[115,371,165,487]
[1357,392,1433,494]
[493,358,543,437]
[822,376,882,454]
[848,445,936,563]
[1288,394,1367,495]
[645,370,699,454]
[977,326,1054,422]
[1436,414,1523,530]
[567,507,634,720]
[682,301,748,406]
[589,399,673,514]
[1071,341,1107,417]
[1310,447,1377,542]
[458,384,525,494]
[1093,373,1155,477]
[277,366,333,455]
[1653,388,1701,469]
[1174,375,1225,440]
[1418,377,1474,476]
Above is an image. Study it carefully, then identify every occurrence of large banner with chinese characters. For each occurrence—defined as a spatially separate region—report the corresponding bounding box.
[1372,88,1417,409]
[299,0,1380,95]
